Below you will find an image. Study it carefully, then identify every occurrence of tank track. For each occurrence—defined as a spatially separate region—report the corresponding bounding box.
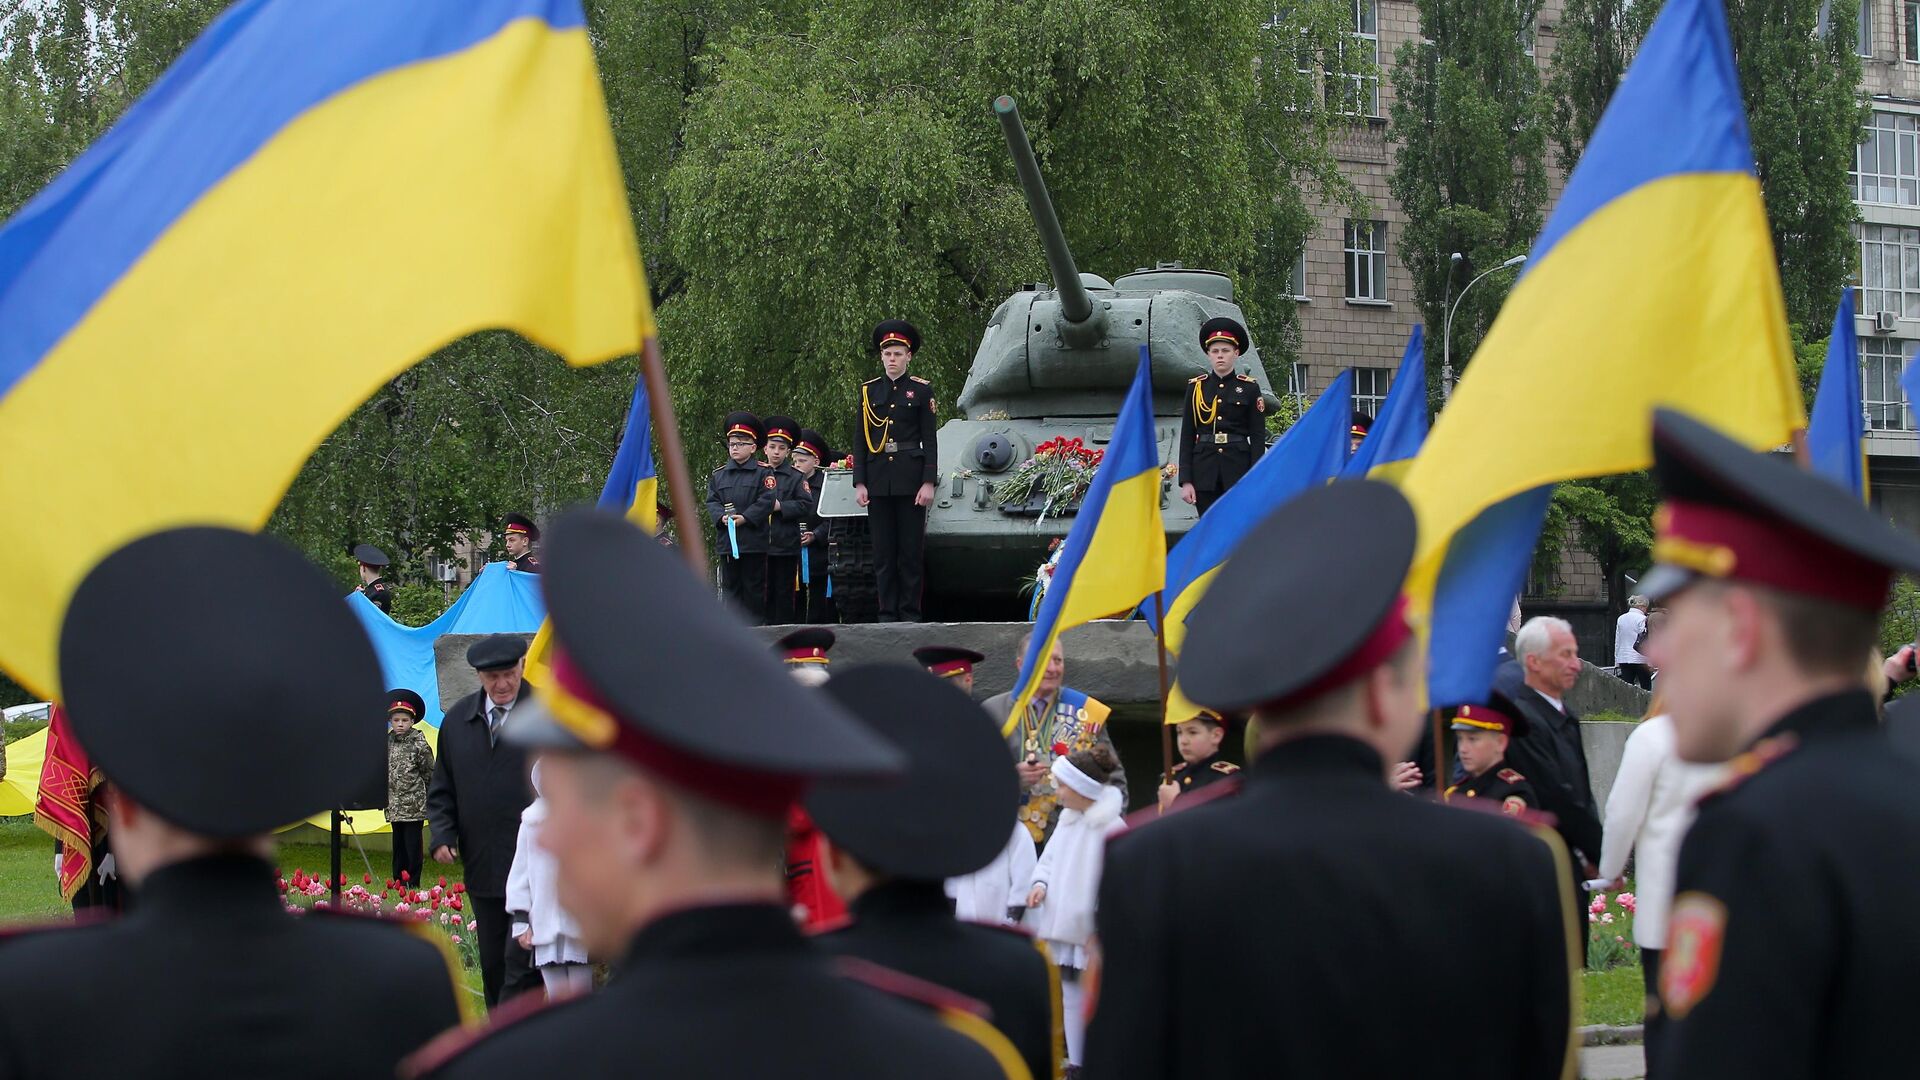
[827,517,878,623]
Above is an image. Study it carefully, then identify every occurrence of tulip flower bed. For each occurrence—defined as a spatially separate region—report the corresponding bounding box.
[1586,889,1638,972]
[280,864,481,974]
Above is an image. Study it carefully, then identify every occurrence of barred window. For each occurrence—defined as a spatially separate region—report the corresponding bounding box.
[1344,220,1388,301]
[1354,366,1391,415]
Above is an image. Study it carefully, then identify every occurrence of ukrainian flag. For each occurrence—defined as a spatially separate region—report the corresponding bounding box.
[0,0,652,698]
[1003,348,1165,737]
[1402,0,1805,707]
[1342,326,1427,483]
[1806,288,1867,501]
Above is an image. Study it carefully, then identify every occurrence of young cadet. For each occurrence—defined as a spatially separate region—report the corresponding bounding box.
[792,428,836,623]
[852,319,939,622]
[502,513,542,573]
[761,414,816,625]
[386,688,434,888]
[0,527,464,1079]
[411,509,1024,1080]
[1636,409,1920,1080]
[1442,694,1537,817]
[1084,480,1577,1080]
[810,665,1064,1080]
[1156,709,1241,812]
[1176,316,1265,516]
[354,543,394,613]
[914,645,987,697]
[1349,411,1373,456]
[773,627,847,929]
[705,411,776,624]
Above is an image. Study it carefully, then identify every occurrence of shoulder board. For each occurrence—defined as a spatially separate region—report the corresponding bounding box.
[1497,768,1524,783]
[1211,760,1241,774]
[1699,734,1798,804]
[1189,373,1205,383]
[712,464,729,474]
[864,375,884,385]
[1169,761,1189,775]
[909,375,930,384]
[1120,774,1243,831]
[1236,374,1257,382]
[1442,793,1559,830]
[832,955,990,1020]
[400,988,566,1078]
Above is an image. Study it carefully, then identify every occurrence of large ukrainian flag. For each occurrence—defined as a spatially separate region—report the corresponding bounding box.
[1003,348,1165,737]
[0,0,652,697]
[1805,288,1867,501]
[1403,0,1804,706]
[1342,327,1427,483]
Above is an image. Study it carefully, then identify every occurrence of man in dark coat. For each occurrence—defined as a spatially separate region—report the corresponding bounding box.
[1635,409,1920,1079]
[354,542,394,614]
[0,527,464,1079]
[1502,619,1604,881]
[809,666,1064,1080]
[427,633,537,1007]
[410,509,1022,1080]
[1083,480,1577,1080]
[1176,317,1265,516]
[852,319,939,622]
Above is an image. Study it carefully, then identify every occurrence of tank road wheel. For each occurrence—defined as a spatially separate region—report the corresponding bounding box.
[827,517,878,624]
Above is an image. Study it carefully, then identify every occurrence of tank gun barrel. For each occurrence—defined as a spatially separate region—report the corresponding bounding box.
[994,95,1095,326]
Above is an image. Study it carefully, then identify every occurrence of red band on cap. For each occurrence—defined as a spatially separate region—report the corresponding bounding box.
[1657,499,1892,610]
[1264,594,1412,712]
[1351,426,1370,437]
[927,659,974,676]
[880,333,912,349]
[796,441,824,459]
[389,701,419,717]
[1453,703,1515,735]
[1204,332,1239,348]
[766,429,794,443]
[727,425,757,440]
[784,648,829,664]
[551,650,802,820]
[504,523,531,535]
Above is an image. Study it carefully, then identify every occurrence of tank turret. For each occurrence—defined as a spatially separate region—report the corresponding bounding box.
[994,96,1104,344]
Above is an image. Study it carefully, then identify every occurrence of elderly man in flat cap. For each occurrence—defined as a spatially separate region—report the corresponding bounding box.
[427,633,539,1007]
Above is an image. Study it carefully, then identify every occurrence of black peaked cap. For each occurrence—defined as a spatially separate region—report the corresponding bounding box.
[352,544,390,567]
[503,512,540,542]
[387,689,426,718]
[1181,480,1415,712]
[872,319,921,352]
[59,527,385,837]
[466,634,528,672]
[806,665,1019,879]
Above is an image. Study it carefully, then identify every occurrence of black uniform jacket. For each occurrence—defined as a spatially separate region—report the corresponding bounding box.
[705,459,777,554]
[506,551,541,574]
[361,576,393,613]
[1504,680,1603,863]
[1168,751,1239,796]
[416,902,1024,1080]
[426,683,534,897]
[1664,690,1920,1079]
[1175,370,1265,493]
[1084,735,1577,1080]
[1444,762,1538,815]
[0,855,462,1080]
[766,462,818,556]
[852,374,939,498]
[816,880,1062,1080]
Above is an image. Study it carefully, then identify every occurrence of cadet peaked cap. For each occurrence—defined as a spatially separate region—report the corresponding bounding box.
[503,512,540,541]
[872,319,921,352]
[1199,316,1248,354]
[1351,412,1373,439]
[387,689,426,719]
[912,645,985,679]
[762,415,801,447]
[1182,480,1416,713]
[1641,408,1920,609]
[724,411,763,444]
[353,543,390,568]
[776,627,836,665]
[805,665,1019,879]
[1449,691,1528,738]
[795,429,832,461]
[504,508,902,818]
[59,527,385,838]
[466,634,529,672]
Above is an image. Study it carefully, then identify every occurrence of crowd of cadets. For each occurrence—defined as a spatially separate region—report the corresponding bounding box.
[352,513,543,618]
[10,400,1920,1080]
[705,411,832,625]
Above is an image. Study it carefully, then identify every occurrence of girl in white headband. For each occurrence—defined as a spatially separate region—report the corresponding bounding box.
[1024,744,1126,1067]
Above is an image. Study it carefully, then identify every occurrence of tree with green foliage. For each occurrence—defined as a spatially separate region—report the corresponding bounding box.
[1543,0,1655,178]
[1538,474,1659,614]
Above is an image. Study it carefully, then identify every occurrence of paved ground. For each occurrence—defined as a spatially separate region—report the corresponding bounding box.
[1580,1044,1645,1079]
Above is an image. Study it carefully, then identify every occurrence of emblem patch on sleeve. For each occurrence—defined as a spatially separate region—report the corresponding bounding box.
[764,475,777,489]
[1661,892,1728,1019]
[1500,795,1526,816]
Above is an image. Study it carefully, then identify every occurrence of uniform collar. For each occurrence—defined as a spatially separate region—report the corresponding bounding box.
[847,878,950,922]
[1755,688,1878,746]
[619,901,807,970]
[134,853,283,917]
[1249,733,1384,783]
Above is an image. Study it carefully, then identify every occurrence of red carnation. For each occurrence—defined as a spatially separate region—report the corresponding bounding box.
[1052,742,1069,757]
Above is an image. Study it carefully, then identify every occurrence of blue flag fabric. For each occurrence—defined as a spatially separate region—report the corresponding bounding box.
[347,562,546,726]
[1806,288,1865,499]
[1343,326,1427,479]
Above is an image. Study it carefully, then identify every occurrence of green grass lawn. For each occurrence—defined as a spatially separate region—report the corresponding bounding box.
[1584,964,1648,1027]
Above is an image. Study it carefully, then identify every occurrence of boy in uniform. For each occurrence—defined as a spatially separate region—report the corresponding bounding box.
[1442,695,1537,817]
[762,414,816,625]
[355,543,394,613]
[1176,317,1265,516]
[386,688,434,888]
[503,514,541,573]
[852,320,938,622]
[793,428,835,623]
[705,411,776,623]
[1157,709,1241,811]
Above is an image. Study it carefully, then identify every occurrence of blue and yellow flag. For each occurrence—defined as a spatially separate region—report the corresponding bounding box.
[1806,288,1866,501]
[1342,326,1427,482]
[1154,371,1350,722]
[1003,348,1165,737]
[1403,0,1805,707]
[0,1,652,697]
[597,375,661,530]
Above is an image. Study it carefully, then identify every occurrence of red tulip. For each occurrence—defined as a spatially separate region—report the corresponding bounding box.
[362,872,372,885]
[401,870,411,883]
[452,882,466,894]
[438,876,448,889]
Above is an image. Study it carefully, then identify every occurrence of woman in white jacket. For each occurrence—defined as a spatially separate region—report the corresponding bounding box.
[1024,745,1127,1068]
[1597,700,1726,1074]
[506,761,592,998]
[946,822,1037,925]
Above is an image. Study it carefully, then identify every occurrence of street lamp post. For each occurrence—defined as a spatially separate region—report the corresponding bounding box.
[1441,253,1527,401]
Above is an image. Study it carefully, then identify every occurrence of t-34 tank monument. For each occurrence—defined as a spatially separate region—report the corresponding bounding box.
[816,95,1281,621]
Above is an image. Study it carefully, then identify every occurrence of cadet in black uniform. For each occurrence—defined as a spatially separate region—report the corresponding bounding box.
[409,508,1024,1080]
[502,512,541,573]
[761,414,817,625]
[705,411,776,624]
[852,320,939,622]
[1632,409,1920,1080]
[0,527,465,1080]
[1157,708,1241,811]
[794,428,836,623]
[809,665,1064,1080]
[354,542,394,613]
[1349,411,1373,456]
[1441,694,1537,817]
[1084,480,1577,1080]
[1177,317,1266,517]
[914,644,987,697]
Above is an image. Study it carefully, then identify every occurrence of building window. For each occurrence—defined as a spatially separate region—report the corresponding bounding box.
[1863,0,1876,56]
[1908,1,1920,59]
[1287,247,1309,300]
[1287,362,1311,410]
[1522,22,1537,57]
[1862,337,1917,430]
[1860,223,1920,319]
[1354,366,1392,415]
[1329,0,1381,117]
[1855,111,1920,206]
[1344,219,1388,301]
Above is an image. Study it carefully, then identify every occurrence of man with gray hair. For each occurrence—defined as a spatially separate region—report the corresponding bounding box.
[1615,594,1652,689]
[1507,616,1605,942]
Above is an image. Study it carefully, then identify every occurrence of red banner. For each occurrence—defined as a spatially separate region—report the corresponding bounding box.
[32,705,100,902]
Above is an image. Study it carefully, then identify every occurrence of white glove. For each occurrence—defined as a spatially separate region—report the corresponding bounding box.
[54,854,64,878]
[511,920,530,939]
[97,853,117,883]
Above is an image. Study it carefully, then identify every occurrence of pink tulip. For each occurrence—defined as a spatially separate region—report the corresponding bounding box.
[450,934,462,945]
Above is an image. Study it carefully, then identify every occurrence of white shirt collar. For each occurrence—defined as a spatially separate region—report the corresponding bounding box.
[1537,691,1564,713]
[484,695,515,717]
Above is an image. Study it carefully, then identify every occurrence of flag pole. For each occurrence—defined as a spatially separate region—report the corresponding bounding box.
[1430,707,1445,799]
[638,335,709,577]
[1154,591,1174,782]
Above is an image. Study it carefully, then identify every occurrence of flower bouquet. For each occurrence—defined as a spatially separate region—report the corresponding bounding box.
[1586,890,1638,971]
[995,437,1106,519]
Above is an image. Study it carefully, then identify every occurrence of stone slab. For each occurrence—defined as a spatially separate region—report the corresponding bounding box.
[1579,1043,1645,1080]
